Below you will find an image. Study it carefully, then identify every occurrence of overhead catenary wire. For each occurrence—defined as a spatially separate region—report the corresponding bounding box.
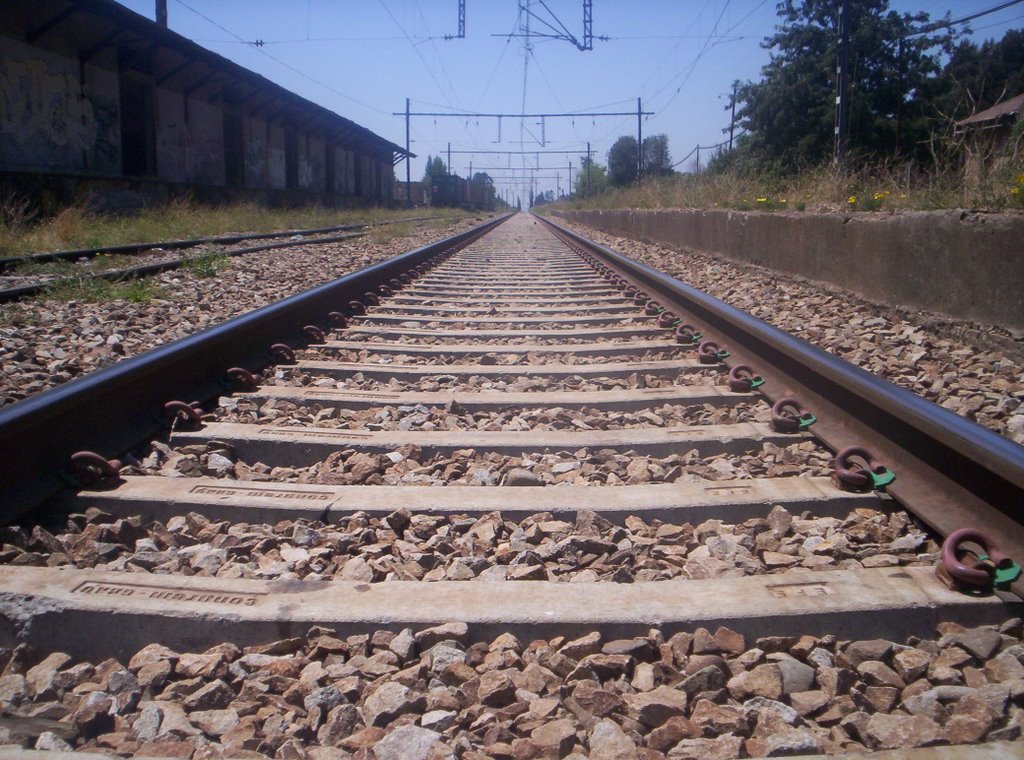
[377,0,460,111]
[906,0,1024,35]
[171,0,390,115]
[671,131,747,169]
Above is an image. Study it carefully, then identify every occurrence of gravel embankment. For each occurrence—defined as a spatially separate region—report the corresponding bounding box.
[4,618,1021,757]
[0,216,486,409]
[556,219,1024,444]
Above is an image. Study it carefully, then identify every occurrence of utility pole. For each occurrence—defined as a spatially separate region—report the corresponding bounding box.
[447,142,451,173]
[155,0,167,27]
[636,97,643,185]
[729,81,737,150]
[586,142,592,195]
[695,146,700,174]
[834,0,850,164]
[404,97,411,208]
[896,37,905,154]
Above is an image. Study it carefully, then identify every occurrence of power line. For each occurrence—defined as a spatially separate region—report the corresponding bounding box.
[446,149,588,154]
[171,0,390,115]
[401,110,653,118]
[906,0,1024,35]
[192,36,418,44]
[649,0,734,113]
[377,0,458,110]
[973,10,1024,30]
[671,131,747,168]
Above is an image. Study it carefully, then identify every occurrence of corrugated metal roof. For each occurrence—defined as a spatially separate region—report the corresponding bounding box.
[956,93,1024,127]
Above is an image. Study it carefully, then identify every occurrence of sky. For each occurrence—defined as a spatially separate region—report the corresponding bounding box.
[117,0,1024,203]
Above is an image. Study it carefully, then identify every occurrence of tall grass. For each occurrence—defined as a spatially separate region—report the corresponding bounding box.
[369,222,413,244]
[553,160,1024,214]
[0,197,467,256]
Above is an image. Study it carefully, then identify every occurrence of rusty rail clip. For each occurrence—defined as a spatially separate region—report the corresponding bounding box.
[770,397,816,432]
[69,451,122,485]
[937,528,1022,593]
[658,311,679,328]
[224,367,258,390]
[697,340,730,364]
[833,446,894,491]
[727,364,766,392]
[269,344,296,364]
[162,400,203,428]
[302,325,326,344]
[674,324,703,346]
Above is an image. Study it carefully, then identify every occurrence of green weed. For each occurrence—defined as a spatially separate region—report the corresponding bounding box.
[180,249,229,278]
[41,275,164,303]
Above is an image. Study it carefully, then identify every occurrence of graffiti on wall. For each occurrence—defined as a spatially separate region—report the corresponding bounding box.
[0,56,101,167]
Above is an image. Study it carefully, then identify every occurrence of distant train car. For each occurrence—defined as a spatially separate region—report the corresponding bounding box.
[394,180,428,206]
[431,174,494,210]
[430,174,465,208]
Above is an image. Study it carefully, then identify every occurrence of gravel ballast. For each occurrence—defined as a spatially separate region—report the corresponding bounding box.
[1,618,1021,758]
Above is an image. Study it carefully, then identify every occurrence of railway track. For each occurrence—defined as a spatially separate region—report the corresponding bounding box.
[1,213,1023,758]
[0,216,449,303]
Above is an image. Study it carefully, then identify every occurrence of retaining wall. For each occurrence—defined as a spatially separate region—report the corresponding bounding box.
[552,208,1024,331]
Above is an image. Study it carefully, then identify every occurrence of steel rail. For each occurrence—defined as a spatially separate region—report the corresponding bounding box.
[537,213,1024,598]
[0,214,511,519]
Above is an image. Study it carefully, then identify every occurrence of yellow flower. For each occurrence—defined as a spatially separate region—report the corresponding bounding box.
[779,199,787,203]
[847,196,857,204]
[873,192,886,201]
[1013,187,1022,195]
[755,197,767,203]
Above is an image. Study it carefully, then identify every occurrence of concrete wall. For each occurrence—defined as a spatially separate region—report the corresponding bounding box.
[155,88,186,183]
[553,208,1024,330]
[0,36,120,174]
[268,124,285,190]
[243,116,269,189]
[181,97,224,186]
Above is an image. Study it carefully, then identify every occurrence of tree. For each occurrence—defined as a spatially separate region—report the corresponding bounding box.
[925,30,1024,120]
[422,155,447,182]
[575,157,609,197]
[732,0,951,168]
[607,136,639,186]
[471,172,497,209]
[642,135,673,176]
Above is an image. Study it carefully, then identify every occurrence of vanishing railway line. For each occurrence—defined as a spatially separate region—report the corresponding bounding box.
[1,213,1023,758]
